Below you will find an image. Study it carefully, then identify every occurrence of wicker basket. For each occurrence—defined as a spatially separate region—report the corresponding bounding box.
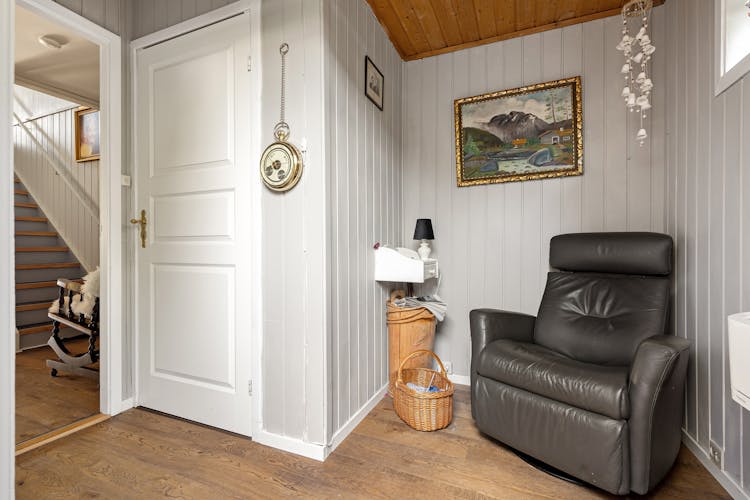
[393,350,454,431]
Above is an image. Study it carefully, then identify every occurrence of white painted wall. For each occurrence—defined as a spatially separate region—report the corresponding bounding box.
[13,104,100,270]
[664,0,750,496]
[324,0,403,438]
[132,0,233,39]
[259,0,328,448]
[401,10,667,381]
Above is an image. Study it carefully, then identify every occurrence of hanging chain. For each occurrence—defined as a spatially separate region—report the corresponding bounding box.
[274,43,290,142]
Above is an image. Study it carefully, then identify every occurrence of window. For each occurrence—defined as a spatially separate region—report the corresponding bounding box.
[715,0,750,95]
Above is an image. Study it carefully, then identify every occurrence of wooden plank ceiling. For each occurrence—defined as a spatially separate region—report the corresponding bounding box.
[367,0,665,61]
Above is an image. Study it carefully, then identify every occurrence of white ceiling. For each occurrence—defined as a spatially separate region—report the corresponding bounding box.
[14,5,99,107]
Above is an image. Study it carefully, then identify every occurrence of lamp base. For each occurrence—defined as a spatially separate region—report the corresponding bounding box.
[417,240,431,261]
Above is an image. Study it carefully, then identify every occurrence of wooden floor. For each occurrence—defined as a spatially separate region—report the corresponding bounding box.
[16,338,99,444]
[16,387,729,499]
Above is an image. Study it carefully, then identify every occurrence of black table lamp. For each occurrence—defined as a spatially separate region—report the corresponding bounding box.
[413,218,434,261]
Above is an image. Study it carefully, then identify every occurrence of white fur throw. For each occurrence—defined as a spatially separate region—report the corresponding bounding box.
[48,267,100,320]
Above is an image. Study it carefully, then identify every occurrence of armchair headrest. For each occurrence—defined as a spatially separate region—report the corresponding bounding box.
[550,232,673,276]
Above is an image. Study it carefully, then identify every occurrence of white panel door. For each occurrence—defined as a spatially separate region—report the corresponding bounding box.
[135,14,253,436]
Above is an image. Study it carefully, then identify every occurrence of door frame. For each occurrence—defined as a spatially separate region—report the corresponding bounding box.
[16,0,125,416]
[129,0,263,437]
[0,0,124,492]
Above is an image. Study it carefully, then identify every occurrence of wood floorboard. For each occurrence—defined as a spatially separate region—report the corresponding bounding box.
[16,338,99,444]
[15,387,730,499]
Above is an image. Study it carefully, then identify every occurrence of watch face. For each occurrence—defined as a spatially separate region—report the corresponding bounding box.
[261,142,302,191]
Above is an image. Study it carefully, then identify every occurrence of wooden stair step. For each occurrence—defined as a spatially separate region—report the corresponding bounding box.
[18,323,70,336]
[14,190,29,196]
[16,262,80,271]
[16,301,51,312]
[15,202,38,209]
[16,246,69,253]
[16,279,82,290]
[15,216,47,223]
[15,231,57,237]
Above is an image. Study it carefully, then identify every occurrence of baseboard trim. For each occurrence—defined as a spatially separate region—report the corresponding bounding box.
[253,429,327,462]
[328,383,388,457]
[16,413,109,456]
[116,397,134,413]
[449,374,470,386]
[682,431,749,500]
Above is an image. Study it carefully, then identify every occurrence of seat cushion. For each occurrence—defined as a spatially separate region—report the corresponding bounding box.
[476,339,630,419]
[534,272,670,366]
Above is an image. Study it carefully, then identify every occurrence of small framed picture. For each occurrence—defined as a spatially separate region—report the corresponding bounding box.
[365,56,384,111]
[74,107,100,162]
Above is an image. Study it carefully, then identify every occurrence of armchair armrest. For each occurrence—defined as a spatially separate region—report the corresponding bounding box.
[469,309,536,384]
[628,335,690,494]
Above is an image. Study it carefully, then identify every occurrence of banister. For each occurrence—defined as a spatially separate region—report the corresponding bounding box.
[12,107,99,222]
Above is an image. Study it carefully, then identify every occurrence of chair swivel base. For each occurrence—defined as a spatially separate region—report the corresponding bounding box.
[512,448,588,487]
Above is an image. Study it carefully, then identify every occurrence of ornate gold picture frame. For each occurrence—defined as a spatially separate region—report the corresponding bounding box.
[74,107,100,163]
[454,76,583,187]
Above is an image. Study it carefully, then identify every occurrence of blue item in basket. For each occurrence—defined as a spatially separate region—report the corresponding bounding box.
[407,382,442,393]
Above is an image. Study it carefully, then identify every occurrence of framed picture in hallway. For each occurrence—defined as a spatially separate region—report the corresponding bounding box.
[365,55,384,110]
[454,76,583,187]
[74,107,100,162]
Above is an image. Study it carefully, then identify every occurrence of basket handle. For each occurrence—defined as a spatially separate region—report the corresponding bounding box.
[396,350,448,385]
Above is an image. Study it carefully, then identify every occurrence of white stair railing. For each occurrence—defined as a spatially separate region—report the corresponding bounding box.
[12,101,99,222]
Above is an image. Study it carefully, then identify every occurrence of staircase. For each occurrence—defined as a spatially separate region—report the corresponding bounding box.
[14,176,84,350]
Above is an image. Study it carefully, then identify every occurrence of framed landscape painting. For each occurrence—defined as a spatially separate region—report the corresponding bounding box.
[454,76,583,186]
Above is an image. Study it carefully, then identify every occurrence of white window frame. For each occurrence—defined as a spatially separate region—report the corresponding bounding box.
[715,0,750,95]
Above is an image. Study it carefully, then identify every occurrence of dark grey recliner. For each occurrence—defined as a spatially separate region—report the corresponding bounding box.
[470,232,690,495]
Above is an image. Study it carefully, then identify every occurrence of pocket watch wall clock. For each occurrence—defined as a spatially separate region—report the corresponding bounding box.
[260,43,303,192]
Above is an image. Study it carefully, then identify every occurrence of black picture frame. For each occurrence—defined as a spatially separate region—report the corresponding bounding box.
[364,55,384,111]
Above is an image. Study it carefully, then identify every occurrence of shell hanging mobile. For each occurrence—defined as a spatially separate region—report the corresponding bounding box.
[617,0,655,147]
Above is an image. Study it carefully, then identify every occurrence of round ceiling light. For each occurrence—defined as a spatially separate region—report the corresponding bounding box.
[37,34,67,50]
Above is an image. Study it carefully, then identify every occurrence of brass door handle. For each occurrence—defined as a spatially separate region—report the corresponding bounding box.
[130,209,147,248]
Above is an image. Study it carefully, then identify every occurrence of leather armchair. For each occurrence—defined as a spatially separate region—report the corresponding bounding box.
[470,232,689,495]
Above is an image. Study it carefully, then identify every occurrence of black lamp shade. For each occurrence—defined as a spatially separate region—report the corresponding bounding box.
[413,219,434,240]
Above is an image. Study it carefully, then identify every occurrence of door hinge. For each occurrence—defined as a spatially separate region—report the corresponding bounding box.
[248,379,253,396]
[247,56,252,72]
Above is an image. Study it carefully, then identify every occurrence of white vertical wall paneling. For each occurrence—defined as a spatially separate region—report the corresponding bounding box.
[540,30,562,295]
[13,109,100,270]
[520,35,542,315]
[256,0,328,445]
[132,0,233,39]
[604,17,627,231]
[53,0,122,35]
[326,0,403,435]
[466,46,486,367]
[693,0,711,450]
[581,20,605,233]
[560,25,583,235]
[484,42,504,307]
[665,0,750,495]
[501,38,523,315]
[401,13,667,385]
[723,80,742,484]
[684,0,698,437]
